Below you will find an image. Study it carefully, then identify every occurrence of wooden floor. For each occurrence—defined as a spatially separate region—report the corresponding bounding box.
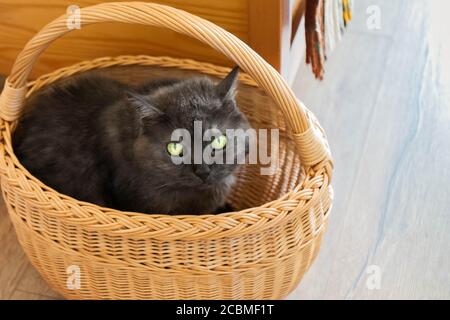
[1,0,449,299]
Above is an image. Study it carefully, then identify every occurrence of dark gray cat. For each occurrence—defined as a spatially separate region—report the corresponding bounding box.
[13,67,250,214]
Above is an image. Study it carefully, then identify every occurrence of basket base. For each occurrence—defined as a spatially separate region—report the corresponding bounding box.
[11,210,325,300]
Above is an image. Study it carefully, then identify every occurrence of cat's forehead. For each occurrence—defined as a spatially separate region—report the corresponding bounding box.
[153,78,216,100]
[144,77,244,133]
[172,82,220,107]
[170,113,219,131]
[156,80,225,116]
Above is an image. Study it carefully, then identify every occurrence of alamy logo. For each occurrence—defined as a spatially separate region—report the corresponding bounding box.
[66,265,81,290]
[66,5,81,30]
[169,121,279,176]
[366,265,382,290]
[366,5,381,30]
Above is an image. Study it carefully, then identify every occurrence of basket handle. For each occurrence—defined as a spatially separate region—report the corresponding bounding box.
[0,1,330,166]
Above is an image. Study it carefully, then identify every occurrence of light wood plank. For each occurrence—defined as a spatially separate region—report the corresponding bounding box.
[289,0,450,299]
[344,0,450,299]
[9,290,60,300]
[15,264,62,299]
[0,195,31,299]
[288,30,392,299]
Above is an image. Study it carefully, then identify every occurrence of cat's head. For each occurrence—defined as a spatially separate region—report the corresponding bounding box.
[129,67,250,188]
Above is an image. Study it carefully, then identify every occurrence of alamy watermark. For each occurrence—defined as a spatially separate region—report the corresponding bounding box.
[169,121,279,176]
[66,265,81,290]
[366,5,381,30]
[366,265,382,290]
[66,5,81,30]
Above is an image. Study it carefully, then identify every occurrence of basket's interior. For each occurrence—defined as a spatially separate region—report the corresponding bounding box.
[15,64,305,212]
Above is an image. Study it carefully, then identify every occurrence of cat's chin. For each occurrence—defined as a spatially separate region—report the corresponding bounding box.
[207,174,236,188]
[192,180,220,188]
[190,174,235,189]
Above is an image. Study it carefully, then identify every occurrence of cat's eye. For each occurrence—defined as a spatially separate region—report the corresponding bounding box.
[211,135,227,150]
[167,142,183,156]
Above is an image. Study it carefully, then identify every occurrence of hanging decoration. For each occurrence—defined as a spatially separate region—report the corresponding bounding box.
[305,0,353,80]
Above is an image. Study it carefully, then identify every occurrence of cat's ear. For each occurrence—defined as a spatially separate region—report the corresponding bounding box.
[126,91,162,120]
[216,66,239,101]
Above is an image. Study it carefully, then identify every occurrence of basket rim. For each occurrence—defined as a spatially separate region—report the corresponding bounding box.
[0,55,333,240]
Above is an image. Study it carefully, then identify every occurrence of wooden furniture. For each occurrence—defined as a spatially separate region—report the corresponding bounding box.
[0,0,305,83]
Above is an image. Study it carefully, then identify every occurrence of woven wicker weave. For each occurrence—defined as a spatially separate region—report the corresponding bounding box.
[0,2,333,299]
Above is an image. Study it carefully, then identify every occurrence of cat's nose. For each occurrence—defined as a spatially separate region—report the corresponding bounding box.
[194,166,211,182]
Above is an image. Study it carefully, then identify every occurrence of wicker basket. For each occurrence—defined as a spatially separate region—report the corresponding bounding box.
[0,2,333,299]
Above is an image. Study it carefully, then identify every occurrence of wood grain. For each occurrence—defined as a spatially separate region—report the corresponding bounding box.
[248,0,306,83]
[248,0,285,72]
[0,0,249,78]
[9,290,61,300]
[0,194,30,299]
[288,0,450,299]
[0,0,306,83]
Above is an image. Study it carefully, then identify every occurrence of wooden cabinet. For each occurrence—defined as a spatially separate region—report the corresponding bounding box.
[0,0,305,83]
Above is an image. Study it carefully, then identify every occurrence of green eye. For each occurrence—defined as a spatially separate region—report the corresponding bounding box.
[211,135,227,150]
[167,142,183,156]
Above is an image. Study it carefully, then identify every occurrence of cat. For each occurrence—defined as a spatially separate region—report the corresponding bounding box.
[13,67,250,214]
